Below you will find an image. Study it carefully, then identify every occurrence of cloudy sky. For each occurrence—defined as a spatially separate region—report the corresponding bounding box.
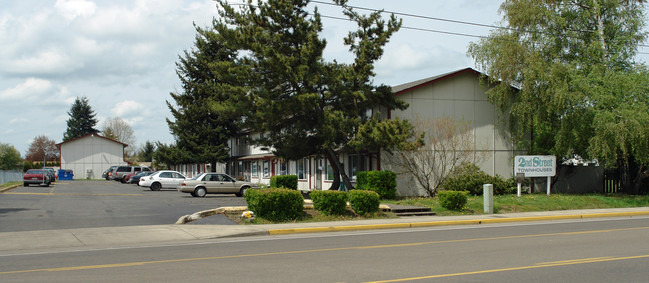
[1,0,647,156]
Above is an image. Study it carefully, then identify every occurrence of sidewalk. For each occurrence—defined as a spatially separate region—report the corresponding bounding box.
[2,207,649,253]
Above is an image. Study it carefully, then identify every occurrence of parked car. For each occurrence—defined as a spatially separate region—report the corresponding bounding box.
[23,169,50,187]
[102,166,118,180]
[129,171,154,184]
[177,172,259,197]
[113,166,152,183]
[42,167,57,183]
[139,170,186,191]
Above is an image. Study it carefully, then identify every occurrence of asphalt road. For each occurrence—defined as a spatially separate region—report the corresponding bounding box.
[1,217,649,282]
[0,180,244,232]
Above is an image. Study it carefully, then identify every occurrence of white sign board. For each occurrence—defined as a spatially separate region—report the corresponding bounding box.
[514,155,556,177]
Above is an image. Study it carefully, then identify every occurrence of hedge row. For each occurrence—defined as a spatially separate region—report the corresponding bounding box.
[311,189,381,216]
[356,171,397,199]
[270,175,298,190]
[244,188,303,222]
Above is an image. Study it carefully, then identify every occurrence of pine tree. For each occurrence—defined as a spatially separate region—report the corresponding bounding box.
[166,24,239,171]
[63,97,99,142]
[213,0,413,190]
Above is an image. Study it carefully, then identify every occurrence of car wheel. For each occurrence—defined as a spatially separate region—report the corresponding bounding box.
[150,182,161,191]
[194,187,207,198]
[23,183,28,187]
[238,186,249,197]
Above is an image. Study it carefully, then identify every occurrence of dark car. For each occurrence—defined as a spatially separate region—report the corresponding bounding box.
[23,169,50,187]
[129,171,154,184]
[42,167,57,183]
[102,166,118,180]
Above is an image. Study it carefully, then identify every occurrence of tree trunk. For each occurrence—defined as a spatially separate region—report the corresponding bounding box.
[210,161,217,173]
[325,148,355,191]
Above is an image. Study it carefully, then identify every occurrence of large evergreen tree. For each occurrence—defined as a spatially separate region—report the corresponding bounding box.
[166,24,239,171]
[63,96,99,142]
[468,0,648,192]
[211,0,413,190]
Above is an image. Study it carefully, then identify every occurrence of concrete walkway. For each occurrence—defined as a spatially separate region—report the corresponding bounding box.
[2,206,649,253]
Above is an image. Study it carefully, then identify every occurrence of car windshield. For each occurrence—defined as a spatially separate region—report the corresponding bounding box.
[190,173,205,181]
[27,170,44,174]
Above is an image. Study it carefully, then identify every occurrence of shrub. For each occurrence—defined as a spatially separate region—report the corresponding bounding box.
[310,190,348,215]
[356,171,397,199]
[441,163,514,195]
[245,188,304,221]
[348,190,380,215]
[270,175,298,190]
[437,190,468,211]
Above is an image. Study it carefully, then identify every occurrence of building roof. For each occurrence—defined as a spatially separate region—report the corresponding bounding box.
[56,133,128,148]
[391,67,482,96]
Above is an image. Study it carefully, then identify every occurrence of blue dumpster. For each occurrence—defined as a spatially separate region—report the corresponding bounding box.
[58,169,74,180]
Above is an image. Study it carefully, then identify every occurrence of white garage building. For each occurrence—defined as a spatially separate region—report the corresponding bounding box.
[57,134,128,179]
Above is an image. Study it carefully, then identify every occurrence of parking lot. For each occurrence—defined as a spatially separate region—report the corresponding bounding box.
[0,180,246,232]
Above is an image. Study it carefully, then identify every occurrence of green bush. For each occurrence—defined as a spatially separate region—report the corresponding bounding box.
[310,190,348,215]
[245,188,304,221]
[437,190,468,211]
[356,171,397,199]
[348,190,380,215]
[270,175,298,190]
[441,163,514,195]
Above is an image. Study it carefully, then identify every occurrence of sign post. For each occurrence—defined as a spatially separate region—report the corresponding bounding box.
[514,155,556,196]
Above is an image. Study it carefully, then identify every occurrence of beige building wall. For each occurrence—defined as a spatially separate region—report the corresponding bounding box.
[60,134,127,179]
[383,68,516,196]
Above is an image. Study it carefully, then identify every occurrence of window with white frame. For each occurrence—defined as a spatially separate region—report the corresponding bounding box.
[279,160,287,175]
[263,160,270,178]
[252,161,258,177]
[297,158,305,180]
[325,159,334,181]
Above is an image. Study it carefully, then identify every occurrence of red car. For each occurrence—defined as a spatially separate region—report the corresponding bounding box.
[23,169,50,187]
[123,173,136,183]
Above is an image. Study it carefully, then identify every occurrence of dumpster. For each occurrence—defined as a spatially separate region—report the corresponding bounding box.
[58,169,74,180]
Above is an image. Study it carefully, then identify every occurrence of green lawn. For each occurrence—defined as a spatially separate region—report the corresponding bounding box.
[385,194,649,216]
[0,181,21,188]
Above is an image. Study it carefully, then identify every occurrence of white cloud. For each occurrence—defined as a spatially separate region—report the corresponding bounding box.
[55,0,97,21]
[5,49,83,76]
[9,118,29,124]
[0,78,53,100]
[112,100,144,117]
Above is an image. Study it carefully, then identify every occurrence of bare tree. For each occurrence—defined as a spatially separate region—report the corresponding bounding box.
[101,117,136,156]
[385,117,485,197]
[25,135,59,162]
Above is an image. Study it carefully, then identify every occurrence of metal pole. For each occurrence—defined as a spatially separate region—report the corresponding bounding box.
[547,176,551,195]
[483,184,493,214]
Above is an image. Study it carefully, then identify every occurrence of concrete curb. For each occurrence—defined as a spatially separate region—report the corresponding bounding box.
[267,210,649,235]
[0,184,19,193]
[175,206,249,224]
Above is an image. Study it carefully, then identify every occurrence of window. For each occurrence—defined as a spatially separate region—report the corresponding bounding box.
[279,160,287,175]
[297,158,306,180]
[325,159,334,181]
[263,160,270,178]
[252,161,258,177]
[348,155,363,182]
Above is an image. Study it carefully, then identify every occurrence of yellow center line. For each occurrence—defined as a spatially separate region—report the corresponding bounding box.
[0,226,648,275]
[1,192,144,197]
[366,254,649,282]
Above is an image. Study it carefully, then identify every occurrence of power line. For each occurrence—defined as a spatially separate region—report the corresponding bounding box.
[227,2,649,54]
[313,0,649,48]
